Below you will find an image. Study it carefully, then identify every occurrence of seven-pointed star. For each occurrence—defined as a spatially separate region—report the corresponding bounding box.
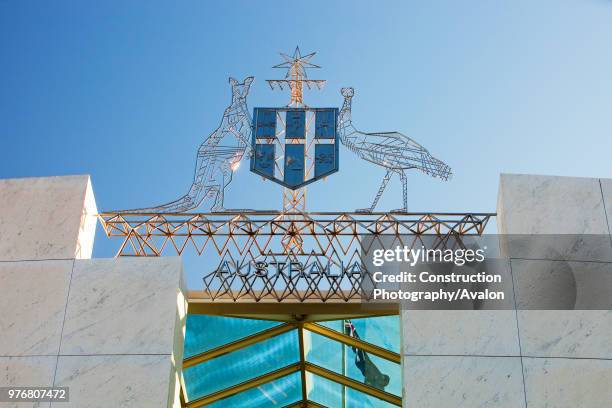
[273,46,320,78]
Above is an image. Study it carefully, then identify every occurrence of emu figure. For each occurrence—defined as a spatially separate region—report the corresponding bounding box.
[338,87,452,213]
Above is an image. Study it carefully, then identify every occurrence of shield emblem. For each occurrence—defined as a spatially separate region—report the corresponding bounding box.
[250,107,339,189]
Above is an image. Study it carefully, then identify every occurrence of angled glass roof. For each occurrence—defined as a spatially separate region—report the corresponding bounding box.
[182,314,401,407]
[204,372,302,408]
[184,315,282,358]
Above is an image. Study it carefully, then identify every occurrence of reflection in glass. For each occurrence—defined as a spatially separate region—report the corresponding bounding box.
[184,315,281,358]
[182,315,401,406]
[320,316,400,353]
[184,330,298,400]
[306,332,401,397]
[206,372,302,408]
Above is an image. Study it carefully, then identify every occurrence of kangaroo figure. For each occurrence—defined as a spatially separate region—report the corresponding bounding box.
[121,76,254,213]
[338,87,452,213]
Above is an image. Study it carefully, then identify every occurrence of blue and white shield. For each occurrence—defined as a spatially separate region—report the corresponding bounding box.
[250,107,339,189]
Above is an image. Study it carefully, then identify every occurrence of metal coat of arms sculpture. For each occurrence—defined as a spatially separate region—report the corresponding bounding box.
[101,49,494,408]
[116,46,452,213]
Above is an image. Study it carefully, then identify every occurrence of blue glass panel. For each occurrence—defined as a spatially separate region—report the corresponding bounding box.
[314,144,336,178]
[306,329,343,370]
[205,372,302,408]
[284,144,304,187]
[255,108,276,138]
[315,109,336,139]
[346,388,397,407]
[184,330,299,400]
[285,109,305,139]
[306,331,401,397]
[310,373,396,408]
[184,315,281,358]
[308,373,343,407]
[345,350,401,398]
[253,144,275,178]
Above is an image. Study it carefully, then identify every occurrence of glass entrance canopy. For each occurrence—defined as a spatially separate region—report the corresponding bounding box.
[181,314,401,407]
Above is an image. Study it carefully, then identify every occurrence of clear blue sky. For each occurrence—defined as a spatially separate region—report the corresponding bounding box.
[2,1,612,264]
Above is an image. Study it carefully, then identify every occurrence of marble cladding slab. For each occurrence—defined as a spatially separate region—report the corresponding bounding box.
[59,257,185,357]
[74,178,97,260]
[167,365,182,408]
[600,178,612,236]
[511,259,612,310]
[0,260,72,357]
[402,356,525,407]
[0,176,97,262]
[497,174,609,235]
[523,357,612,407]
[518,310,612,359]
[497,174,612,262]
[401,310,521,356]
[51,355,174,408]
[0,356,56,408]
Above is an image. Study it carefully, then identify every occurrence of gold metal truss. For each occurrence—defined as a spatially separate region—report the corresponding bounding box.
[181,315,402,407]
[99,211,493,303]
[99,212,493,257]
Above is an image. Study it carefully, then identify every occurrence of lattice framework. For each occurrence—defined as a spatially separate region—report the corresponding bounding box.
[99,211,493,303]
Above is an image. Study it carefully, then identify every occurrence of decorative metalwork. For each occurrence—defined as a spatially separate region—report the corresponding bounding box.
[117,76,254,213]
[98,211,493,303]
[267,46,325,107]
[254,46,334,214]
[112,48,454,216]
[338,87,453,213]
[96,47,493,408]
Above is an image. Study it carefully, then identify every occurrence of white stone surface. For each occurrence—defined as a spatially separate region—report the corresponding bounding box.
[0,260,72,356]
[523,357,612,407]
[0,356,56,408]
[402,356,525,407]
[51,355,174,408]
[497,174,612,262]
[0,175,184,407]
[497,173,609,235]
[518,310,612,359]
[0,176,97,261]
[600,178,612,236]
[75,178,97,260]
[511,259,612,310]
[60,257,185,356]
[401,311,520,356]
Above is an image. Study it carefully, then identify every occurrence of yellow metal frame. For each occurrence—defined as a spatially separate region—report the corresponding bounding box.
[99,211,493,304]
[181,301,402,408]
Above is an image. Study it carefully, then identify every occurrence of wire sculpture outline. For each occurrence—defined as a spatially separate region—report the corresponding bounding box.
[115,48,452,215]
[337,87,452,213]
[118,76,254,213]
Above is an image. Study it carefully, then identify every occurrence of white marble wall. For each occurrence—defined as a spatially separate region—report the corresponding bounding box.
[0,258,186,408]
[401,173,612,407]
[0,176,186,408]
[0,175,97,261]
[497,174,612,408]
